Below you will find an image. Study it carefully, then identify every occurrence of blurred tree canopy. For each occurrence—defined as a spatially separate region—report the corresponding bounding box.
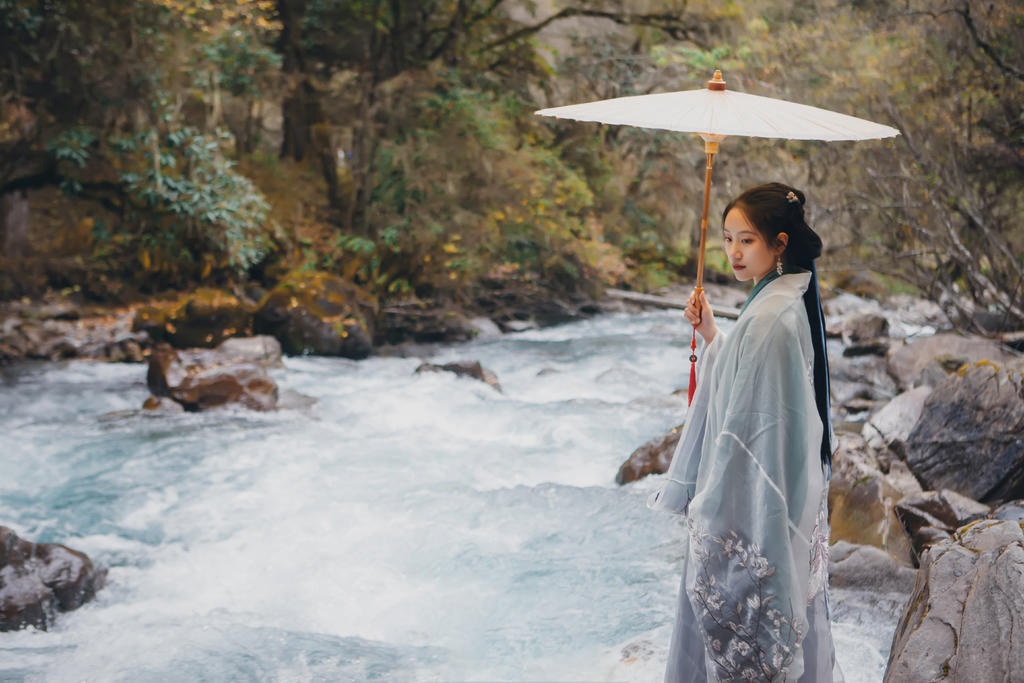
[0,0,1021,331]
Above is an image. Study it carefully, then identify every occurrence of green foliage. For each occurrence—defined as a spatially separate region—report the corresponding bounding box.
[3,0,1021,331]
[200,28,281,98]
[346,69,630,301]
[44,122,274,283]
[116,127,271,274]
[46,127,97,168]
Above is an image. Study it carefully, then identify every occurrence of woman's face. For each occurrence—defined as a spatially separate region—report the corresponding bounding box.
[722,207,785,284]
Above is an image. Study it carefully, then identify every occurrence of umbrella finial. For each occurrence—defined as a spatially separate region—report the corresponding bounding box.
[707,70,726,91]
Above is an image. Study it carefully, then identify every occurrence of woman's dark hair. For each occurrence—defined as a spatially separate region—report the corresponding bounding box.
[722,182,822,271]
[723,182,833,468]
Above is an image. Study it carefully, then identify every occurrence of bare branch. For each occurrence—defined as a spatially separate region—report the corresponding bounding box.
[482,8,698,52]
[956,2,1024,82]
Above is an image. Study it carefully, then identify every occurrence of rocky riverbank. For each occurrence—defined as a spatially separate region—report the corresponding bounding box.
[614,285,1024,681]
[0,269,607,366]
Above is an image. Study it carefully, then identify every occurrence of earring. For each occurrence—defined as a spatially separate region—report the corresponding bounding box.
[776,256,783,276]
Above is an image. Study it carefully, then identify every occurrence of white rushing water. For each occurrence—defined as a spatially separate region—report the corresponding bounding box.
[0,311,901,682]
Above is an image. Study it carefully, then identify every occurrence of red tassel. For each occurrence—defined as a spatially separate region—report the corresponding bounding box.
[688,327,698,405]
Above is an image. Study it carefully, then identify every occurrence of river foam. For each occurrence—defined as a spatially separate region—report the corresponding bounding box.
[0,311,898,682]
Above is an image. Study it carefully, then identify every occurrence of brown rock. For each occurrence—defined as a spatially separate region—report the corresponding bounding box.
[145,340,279,411]
[615,425,683,485]
[828,435,915,565]
[142,396,185,413]
[895,490,990,538]
[170,364,278,411]
[0,526,106,632]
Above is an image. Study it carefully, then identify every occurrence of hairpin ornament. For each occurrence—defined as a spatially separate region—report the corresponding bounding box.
[786,191,799,204]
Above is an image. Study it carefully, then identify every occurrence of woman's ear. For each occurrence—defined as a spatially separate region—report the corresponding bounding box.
[776,232,789,253]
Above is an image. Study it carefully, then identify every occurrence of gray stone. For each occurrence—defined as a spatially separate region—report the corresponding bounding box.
[214,335,283,367]
[829,541,918,594]
[904,362,1024,503]
[467,317,503,340]
[863,386,933,453]
[842,311,890,344]
[0,526,106,631]
[885,520,1024,682]
[887,333,1021,391]
[989,500,1024,522]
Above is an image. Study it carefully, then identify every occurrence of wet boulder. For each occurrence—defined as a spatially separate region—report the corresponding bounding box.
[377,304,483,345]
[254,271,375,359]
[885,520,1024,682]
[133,288,254,349]
[0,526,107,632]
[146,338,280,412]
[904,362,1024,504]
[415,360,502,392]
[615,424,683,485]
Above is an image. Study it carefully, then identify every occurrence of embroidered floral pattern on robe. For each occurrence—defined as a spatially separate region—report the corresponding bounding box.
[689,521,802,680]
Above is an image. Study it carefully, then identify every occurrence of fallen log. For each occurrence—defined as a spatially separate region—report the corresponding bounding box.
[605,288,740,320]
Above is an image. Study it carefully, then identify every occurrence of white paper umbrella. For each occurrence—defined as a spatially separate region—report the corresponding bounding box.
[535,77,900,141]
[536,70,899,401]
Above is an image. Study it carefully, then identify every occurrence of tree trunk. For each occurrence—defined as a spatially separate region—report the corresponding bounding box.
[1,190,30,258]
[277,0,319,161]
[347,1,387,237]
[313,123,342,211]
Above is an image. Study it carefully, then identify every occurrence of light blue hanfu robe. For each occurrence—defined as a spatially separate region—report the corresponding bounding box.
[649,272,842,682]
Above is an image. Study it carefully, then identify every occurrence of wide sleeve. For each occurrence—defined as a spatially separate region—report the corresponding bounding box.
[647,331,726,515]
[684,307,824,682]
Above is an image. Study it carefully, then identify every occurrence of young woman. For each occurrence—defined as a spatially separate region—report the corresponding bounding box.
[649,183,842,682]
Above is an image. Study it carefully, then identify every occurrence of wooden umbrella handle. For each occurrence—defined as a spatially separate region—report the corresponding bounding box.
[695,136,721,294]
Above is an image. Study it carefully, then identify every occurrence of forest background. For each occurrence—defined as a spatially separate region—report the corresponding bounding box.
[1,0,1021,342]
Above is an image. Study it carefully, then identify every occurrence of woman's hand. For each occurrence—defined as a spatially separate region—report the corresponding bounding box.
[684,288,718,345]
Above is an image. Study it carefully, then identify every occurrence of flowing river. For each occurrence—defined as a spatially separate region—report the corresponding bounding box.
[0,310,902,682]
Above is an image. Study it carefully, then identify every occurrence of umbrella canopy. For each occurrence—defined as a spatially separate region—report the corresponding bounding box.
[535,77,900,141]
[535,70,899,403]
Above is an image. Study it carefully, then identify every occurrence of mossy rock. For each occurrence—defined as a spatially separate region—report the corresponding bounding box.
[254,271,377,359]
[133,288,254,349]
